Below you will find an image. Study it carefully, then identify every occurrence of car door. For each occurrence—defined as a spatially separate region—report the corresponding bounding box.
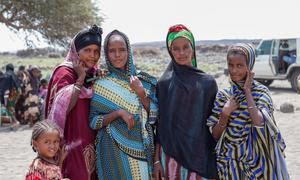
[253,40,274,77]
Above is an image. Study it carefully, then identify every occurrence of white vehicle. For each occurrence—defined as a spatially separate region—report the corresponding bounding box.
[252,38,300,93]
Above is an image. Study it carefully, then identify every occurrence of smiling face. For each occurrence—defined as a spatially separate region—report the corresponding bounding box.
[78,44,101,69]
[170,37,193,66]
[33,130,60,161]
[227,54,248,83]
[107,35,128,70]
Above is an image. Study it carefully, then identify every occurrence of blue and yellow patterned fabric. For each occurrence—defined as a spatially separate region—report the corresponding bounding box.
[89,30,157,179]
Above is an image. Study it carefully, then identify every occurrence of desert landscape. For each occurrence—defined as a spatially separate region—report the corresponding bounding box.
[0,41,299,179]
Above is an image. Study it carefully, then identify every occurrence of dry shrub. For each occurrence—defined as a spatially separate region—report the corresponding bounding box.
[134,47,161,56]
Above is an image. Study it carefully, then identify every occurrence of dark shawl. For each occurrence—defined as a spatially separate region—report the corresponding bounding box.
[156,24,218,178]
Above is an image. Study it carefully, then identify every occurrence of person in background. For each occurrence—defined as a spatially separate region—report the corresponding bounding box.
[39,79,48,100]
[22,66,42,126]
[0,64,20,127]
[207,43,289,179]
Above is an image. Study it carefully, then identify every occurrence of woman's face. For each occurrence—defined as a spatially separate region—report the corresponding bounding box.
[227,54,248,82]
[170,37,193,66]
[78,44,100,69]
[107,35,128,70]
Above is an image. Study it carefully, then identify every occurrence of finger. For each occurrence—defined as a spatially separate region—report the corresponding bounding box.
[131,117,135,130]
[247,69,251,78]
[129,118,134,130]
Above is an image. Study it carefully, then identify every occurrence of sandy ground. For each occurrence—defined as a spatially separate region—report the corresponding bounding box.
[0,78,299,179]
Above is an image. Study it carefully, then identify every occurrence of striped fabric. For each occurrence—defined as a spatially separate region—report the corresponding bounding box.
[207,80,289,180]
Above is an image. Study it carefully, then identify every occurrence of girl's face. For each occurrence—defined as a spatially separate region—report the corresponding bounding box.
[33,130,60,160]
[78,44,101,69]
[227,54,248,83]
[171,37,193,66]
[107,35,128,70]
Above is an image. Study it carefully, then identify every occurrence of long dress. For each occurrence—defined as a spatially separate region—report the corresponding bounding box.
[45,65,97,180]
[156,24,218,179]
[207,80,289,180]
[89,30,158,180]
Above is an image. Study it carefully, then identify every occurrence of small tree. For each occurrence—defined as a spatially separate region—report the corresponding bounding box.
[0,0,103,47]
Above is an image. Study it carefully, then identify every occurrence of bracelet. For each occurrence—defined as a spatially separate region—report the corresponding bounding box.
[154,160,160,165]
[139,89,148,100]
[248,106,256,109]
[74,85,81,91]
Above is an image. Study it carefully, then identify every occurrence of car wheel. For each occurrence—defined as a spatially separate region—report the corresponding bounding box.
[291,70,300,93]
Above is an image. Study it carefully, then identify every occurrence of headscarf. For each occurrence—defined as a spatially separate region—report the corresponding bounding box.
[65,25,102,65]
[103,30,136,80]
[227,43,256,70]
[167,24,197,67]
[157,24,217,178]
[74,25,103,52]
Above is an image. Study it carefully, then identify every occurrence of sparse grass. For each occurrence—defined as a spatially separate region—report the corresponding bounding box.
[0,51,225,80]
[0,55,63,78]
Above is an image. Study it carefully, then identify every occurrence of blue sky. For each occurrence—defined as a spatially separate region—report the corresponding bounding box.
[0,0,299,52]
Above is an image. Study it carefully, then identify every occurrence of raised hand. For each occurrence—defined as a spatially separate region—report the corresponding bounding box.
[97,69,108,78]
[129,76,145,98]
[222,97,239,117]
[244,69,254,92]
[73,59,86,80]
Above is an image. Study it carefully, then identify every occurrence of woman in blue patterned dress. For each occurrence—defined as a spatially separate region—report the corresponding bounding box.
[89,30,158,179]
[207,43,289,179]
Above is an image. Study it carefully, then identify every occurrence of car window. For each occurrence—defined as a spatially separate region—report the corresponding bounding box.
[257,40,272,55]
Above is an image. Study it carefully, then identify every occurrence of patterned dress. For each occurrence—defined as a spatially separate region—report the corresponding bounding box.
[25,157,62,180]
[89,30,157,180]
[207,80,289,180]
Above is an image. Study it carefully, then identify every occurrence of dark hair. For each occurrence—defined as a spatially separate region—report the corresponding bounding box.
[5,63,14,71]
[18,65,25,71]
[40,79,48,85]
[31,120,60,152]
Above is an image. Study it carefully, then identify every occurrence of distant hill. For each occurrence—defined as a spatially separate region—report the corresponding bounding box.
[133,39,261,48]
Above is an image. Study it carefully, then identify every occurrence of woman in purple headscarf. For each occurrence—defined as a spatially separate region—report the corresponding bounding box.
[44,25,102,180]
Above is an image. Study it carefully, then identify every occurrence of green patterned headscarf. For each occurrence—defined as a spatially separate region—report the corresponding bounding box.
[167,24,197,67]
